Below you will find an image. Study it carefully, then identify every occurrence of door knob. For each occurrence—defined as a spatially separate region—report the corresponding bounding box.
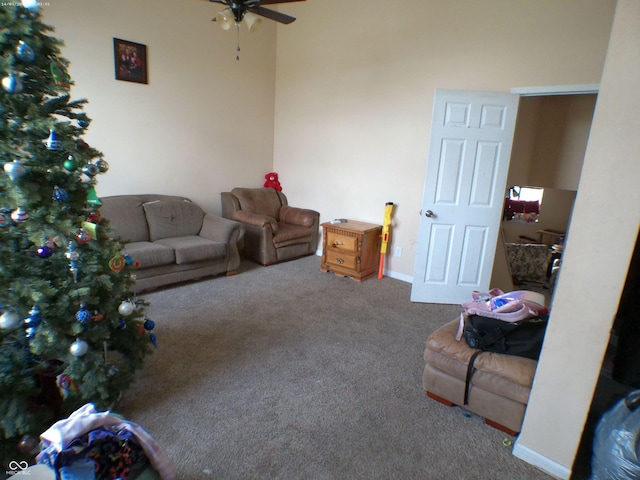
[424,210,435,218]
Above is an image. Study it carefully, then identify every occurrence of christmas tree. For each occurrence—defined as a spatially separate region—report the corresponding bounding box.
[0,2,153,460]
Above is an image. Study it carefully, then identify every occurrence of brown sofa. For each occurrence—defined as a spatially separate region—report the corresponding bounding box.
[221,187,320,266]
[100,194,242,292]
[423,319,537,435]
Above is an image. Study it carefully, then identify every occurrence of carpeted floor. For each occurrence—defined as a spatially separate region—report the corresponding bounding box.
[118,255,553,479]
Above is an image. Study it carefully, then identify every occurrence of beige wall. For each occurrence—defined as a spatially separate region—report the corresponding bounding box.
[273,0,615,279]
[515,0,640,475]
[42,0,630,477]
[43,0,278,215]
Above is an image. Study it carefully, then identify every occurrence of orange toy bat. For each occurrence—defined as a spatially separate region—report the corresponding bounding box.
[378,202,394,279]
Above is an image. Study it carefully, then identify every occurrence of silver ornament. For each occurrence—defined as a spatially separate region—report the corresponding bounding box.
[118,301,135,316]
[96,159,109,173]
[4,160,26,181]
[0,311,20,329]
[69,339,89,356]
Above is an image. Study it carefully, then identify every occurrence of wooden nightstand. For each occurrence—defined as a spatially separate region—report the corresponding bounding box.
[320,220,382,282]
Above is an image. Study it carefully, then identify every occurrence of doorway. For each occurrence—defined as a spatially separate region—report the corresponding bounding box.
[493,92,598,299]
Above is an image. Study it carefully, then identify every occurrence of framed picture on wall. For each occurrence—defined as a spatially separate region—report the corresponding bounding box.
[113,38,148,84]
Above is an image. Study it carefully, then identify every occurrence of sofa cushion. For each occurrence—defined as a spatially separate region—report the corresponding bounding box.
[272,223,314,248]
[124,241,175,269]
[100,196,149,242]
[231,188,282,220]
[155,236,226,264]
[143,199,205,241]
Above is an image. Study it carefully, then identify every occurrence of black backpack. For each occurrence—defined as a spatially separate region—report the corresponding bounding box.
[462,314,548,405]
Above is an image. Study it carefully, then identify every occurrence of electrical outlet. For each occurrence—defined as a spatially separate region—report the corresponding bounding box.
[394,246,403,257]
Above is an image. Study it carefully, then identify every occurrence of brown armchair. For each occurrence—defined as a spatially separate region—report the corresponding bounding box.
[221,187,320,266]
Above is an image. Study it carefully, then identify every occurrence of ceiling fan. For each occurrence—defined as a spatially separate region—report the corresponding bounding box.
[210,0,305,29]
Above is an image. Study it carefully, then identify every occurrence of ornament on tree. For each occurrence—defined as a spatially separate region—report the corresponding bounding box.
[81,221,98,240]
[118,300,135,317]
[50,59,71,89]
[0,311,20,330]
[10,206,29,223]
[69,338,88,357]
[86,186,102,206]
[96,158,109,173]
[63,155,78,171]
[82,162,100,178]
[77,118,89,128]
[36,243,53,258]
[76,227,92,243]
[24,305,42,339]
[1,73,24,93]
[16,40,35,63]
[4,160,26,181]
[65,243,79,282]
[52,185,69,203]
[56,373,79,399]
[75,304,91,324]
[109,253,125,272]
[45,129,62,150]
[86,211,101,224]
[143,317,155,331]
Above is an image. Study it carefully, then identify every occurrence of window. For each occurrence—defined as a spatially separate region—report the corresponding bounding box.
[503,186,544,223]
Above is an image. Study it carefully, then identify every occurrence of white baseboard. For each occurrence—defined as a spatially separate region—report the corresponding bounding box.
[314,251,413,283]
[512,440,571,480]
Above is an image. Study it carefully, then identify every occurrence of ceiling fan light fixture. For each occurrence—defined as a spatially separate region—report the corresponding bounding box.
[216,8,234,30]
[243,12,261,32]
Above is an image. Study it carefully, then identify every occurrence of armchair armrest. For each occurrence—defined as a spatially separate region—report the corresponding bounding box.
[199,214,242,244]
[233,210,278,233]
[280,205,319,227]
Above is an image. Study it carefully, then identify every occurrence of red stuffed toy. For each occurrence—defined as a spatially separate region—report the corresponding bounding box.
[264,172,282,191]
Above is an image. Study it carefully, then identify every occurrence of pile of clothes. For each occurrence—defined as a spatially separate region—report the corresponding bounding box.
[36,403,176,480]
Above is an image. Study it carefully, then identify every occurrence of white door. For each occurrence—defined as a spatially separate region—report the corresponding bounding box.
[411,89,519,304]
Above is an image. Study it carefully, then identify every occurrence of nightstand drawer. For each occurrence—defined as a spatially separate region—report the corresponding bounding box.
[326,230,358,253]
[325,250,357,270]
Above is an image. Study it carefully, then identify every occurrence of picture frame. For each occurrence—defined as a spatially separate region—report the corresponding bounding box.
[113,38,148,84]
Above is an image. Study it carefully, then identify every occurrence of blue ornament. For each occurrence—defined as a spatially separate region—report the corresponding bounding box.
[75,304,91,324]
[77,119,89,128]
[46,129,62,151]
[36,245,53,257]
[16,41,35,62]
[150,333,158,348]
[25,305,42,327]
[143,318,155,331]
[26,327,37,339]
[118,318,127,329]
[2,74,23,94]
[52,186,69,203]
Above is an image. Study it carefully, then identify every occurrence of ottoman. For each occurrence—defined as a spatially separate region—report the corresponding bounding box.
[423,319,537,435]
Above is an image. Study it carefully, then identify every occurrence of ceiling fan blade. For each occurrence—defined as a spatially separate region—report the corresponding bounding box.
[209,0,227,3]
[254,0,306,4]
[249,5,296,24]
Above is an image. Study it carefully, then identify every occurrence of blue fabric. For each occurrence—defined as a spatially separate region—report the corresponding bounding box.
[59,458,96,480]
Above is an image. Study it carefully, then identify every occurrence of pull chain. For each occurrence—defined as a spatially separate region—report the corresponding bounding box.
[235,23,241,61]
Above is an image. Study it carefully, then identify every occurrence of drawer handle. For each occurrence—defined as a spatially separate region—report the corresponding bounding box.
[332,241,345,248]
[336,257,345,264]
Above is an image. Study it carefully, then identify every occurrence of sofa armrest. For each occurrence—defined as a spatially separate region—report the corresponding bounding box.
[233,211,278,233]
[279,205,319,227]
[199,214,241,244]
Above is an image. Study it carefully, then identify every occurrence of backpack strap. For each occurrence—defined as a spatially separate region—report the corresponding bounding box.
[464,350,483,405]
